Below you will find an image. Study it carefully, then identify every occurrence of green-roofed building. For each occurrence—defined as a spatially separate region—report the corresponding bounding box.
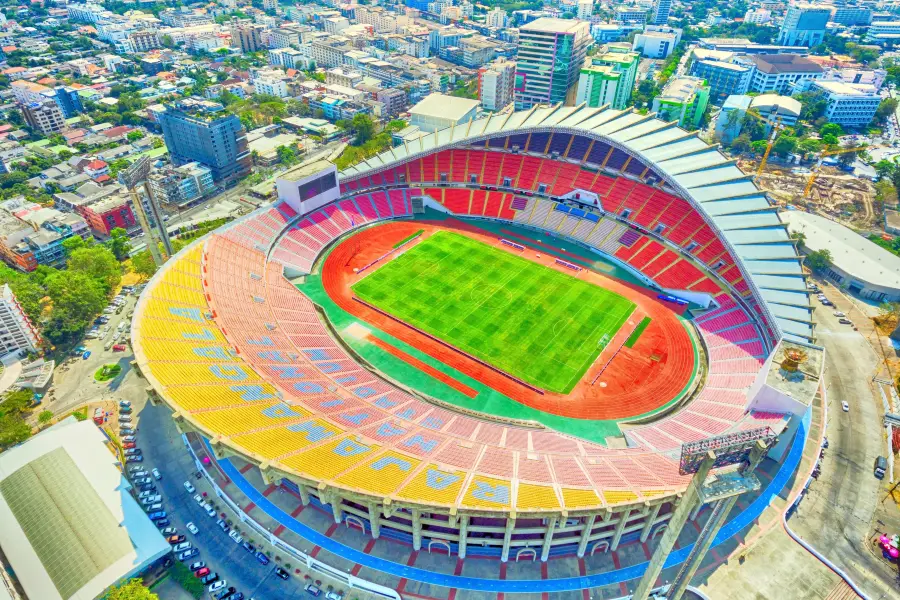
[0,418,170,600]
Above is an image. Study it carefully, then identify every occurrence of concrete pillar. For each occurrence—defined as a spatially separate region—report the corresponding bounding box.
[330,494,343,524]
[501,513,516,562]
[667,496,736,600]
[297,485,310,506]
[610,508,631,551]
[689,500,705,522]
[631,451,716,600]
[640,503,663,543]
[368,504,381,539]
[412,509,423,551]
[458,515,469,559]
[576,514,597,558]
[540,516,558,562]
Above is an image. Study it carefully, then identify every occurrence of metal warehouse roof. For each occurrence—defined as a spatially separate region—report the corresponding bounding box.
[340,103,813,343]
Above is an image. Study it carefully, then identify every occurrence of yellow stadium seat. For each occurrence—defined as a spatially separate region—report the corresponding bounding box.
[561,488,602,510]
[397,465,466,506]
[280,436,379,480]
[335,450,421,496]
[193,401,309,437]
[232,419,342,460]
[515,483,560,510]
[138,318,225,343]
[602,490,639,506]
[462,476,511,509]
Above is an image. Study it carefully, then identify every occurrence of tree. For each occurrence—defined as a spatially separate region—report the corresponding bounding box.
[38,410,53,426]
[797,138,823,156]
[822,133,839,147]
[0,415,31,450]
[104,578,158,600]
[819,123,843,139]
[68,246,122,293]
[127,130,145,142]
[276,145,297,165]
[772,134,798,157]
[106,228,132,261]
[790,231,806,247]
[62,235,90,256]
[876,159,897,180]
[730,133,752,154]
[43,271,107,343]
[160,34,174,48]
[350,113,375,145]
[8,278,44,323]
[805,249,833,272]
[1,389,34,416]
[796,91,828,122]
[875,98,898,126]
[131,249,159,278]
[879,302,900,319]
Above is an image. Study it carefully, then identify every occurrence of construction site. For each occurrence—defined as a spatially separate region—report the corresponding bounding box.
[737,157,881,229]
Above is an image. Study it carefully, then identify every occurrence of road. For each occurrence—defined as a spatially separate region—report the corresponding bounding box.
[789,288,900,599]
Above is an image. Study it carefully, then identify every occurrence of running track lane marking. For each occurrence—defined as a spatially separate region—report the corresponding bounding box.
[367,334,479,398]
[207,419,807,593]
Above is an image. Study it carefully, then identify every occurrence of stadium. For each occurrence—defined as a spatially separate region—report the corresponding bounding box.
[132,104,817,571]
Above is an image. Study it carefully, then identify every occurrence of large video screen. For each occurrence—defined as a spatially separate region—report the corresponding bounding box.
[297,171,337,200]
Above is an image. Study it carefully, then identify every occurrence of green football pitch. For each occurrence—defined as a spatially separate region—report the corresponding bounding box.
[352,231,636,393]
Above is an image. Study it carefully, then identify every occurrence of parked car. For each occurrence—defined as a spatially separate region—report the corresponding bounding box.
[152,468,161,480]
[138,490,155,499]
[215,587,236,600]
[134,477,152,485]
[119,414,133,423]
[842,401,850,412]
[189,561,206,572]
[161,527,177,536]
[216,519,229,533]
[193,494,204,505]
[122,442,136,449]
[131,470,148,478]
[231,593,244,600]
[209,580,227,593]
[203,502,216,517]
[274,567,290,580]
[124,448,141,456]
[144,503,163,512]
[839,318,852,325]
[183,481,196,493]
[201,572,219,585]
[126,455,143,463]
[167,535,185,544]
[325,591,343,600]
[178,548,199,561]
[173,542,192,553]
[305,584,322,597]
[121,435,136,442]
[138,484,156,493]
[119,400,131,408]
[833,311,845,317]
[113,344,127,352]
[119,405,132,414]
[148,511,167,521]
[241,541,255,554]
[255,551,269,565]
[128,464,144,473]
[120,428,135,435]
[155,518,171,528]
[229,530,243,544]
[195,567,211,578]
[186,522,199,535]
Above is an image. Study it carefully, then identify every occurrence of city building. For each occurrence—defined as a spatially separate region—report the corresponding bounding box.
[158,98,251,185]
[129,30,160,52]
[750,93,801,128]
[515,18,591,109]
[148,162,215,207]
[614,7,648,24]
[409,93,479,132]
[867,21,900,45]
[231,21,264,53]
[0,418,171,600]
[22,101,66,136]
[650,0,671,25]
[743,54,824,94]
[376,88,407,117]
[691,59,753,103]
[808,80,881,127]
[78,195,136,237]
[11,80,49,105]
[575,46,639,109]
[577,0,594,21]
[743,9,772,24]
[486,8,507,29]
[777,4,830,47]
[479,58,517,112]
[0,201,90,271]
[632,26,682,58]
[830,6,872,26]
[254,75,289,98]
[652,76,710,129]
[0,284,40,356]
[783,210,900,302]
[715,94,753,144]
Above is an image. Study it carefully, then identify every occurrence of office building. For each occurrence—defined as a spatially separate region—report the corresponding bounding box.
[809,80,881,127]
[0,284,40,355]
[575,46,639,109]
[632,26,681,58]
[254,76,289,97]
[486,8,507,28]
[868,21,900,44]
[515,18,591,109]
[231,21,263,53]
[0,418,171,600]
[148,162,215,207]
[129,30,159,52]
[744,54,824,94]
[577,0,594,20]
[691,59,753,103]
[158,98,251,185]
[52,86,84,118]
[22,101,66,136]
[377,88,407,117]
[652,76,710,129]
[744,9,772,24]
[777,4,830,47]
[831,6,872,26]
[615,7,648,24]
[650,0,671,25]
[479,59,517,111]
[751,93,801,128]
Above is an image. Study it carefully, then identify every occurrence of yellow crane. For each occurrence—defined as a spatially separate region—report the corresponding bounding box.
[802,145,879,197]
[736,109,784,177]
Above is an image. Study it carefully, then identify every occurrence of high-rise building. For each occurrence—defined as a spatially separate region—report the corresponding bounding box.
[651,76,710,129]
[0,284,40,356]
[148,162,215,207]
[22,101,66,136]
[231,20,263,53]
[158,98,251,185]
[650,0,671,25]
[486,8,507,28]
[514,18,591,109]
[777,4,830,47]
[479,58,517,111]
[576,0,593,21]
[575,46,639,109]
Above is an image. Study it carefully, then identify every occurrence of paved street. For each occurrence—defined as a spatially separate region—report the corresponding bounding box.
[790,286,900,599]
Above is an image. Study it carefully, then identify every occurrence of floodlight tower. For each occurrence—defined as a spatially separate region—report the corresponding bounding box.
[118,156,173,267]
[631,428,776,600]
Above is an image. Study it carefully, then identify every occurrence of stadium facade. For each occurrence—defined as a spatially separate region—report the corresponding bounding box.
[133,103,816,564]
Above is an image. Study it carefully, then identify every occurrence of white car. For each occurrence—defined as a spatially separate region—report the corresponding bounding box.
[229,529,243,544]
[203,503,216,517]
[842,401,850,412]
[173,542,192,553]
[186,521,199,534]
[183,481,195,494]
[208,580,227,593]
[833,311,845,317]
[194,494,204,506]
[152,468,161,480]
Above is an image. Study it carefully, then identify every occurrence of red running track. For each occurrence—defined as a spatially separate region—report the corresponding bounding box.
[321,220,698,421]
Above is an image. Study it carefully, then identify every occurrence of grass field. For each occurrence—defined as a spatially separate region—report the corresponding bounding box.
[352,231,636,393]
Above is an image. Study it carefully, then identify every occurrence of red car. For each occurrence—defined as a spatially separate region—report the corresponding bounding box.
[194,567,210,578]
[113,344,127,352]
[123,442,136,449]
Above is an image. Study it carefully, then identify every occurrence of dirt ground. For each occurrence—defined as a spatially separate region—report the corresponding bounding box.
[738,158,879,229]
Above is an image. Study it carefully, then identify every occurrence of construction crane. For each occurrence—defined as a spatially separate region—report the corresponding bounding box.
[737,109,784,178]
[802,145,879,197]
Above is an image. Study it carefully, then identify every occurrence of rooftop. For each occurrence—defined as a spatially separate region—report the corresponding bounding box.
[409,93,479,121]
[748,54,824,74]
[0,419,170,600]
[750,94,802,117]
[520,17,590,34]
[659,76,708,102]
[781,210,900,289]
[811,80,878,96]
